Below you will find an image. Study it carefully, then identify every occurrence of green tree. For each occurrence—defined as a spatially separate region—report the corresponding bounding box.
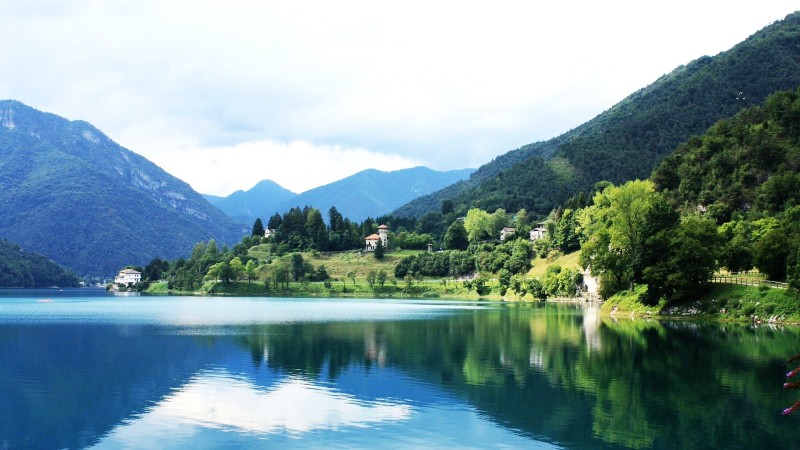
[229,257,244,281]
[252,218,265,237]
[642,215,720,304]
[464,208,493,243]
[291,253,306,281]
[444,220,469,250]
[374,238,385,259]
[366,270,378,291]
[347,270,357,287]
[553,208,581,253]
[377,269,388,288]
[580,180,658,296]
[245,259,257,284]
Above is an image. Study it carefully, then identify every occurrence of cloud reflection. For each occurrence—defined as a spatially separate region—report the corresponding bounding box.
[96,370,411,445]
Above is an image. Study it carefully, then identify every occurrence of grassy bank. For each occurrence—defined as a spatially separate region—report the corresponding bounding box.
[600,283,800,323]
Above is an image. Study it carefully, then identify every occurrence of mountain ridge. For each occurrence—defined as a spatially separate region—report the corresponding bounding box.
[393,11,800,218]
[0,100,244,276]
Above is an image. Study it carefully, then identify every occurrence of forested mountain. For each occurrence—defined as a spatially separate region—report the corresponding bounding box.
[394,11,800,219]
[271,167,474,223]
[203,179,296,225]
[0,239,79,287]
[653,87,800,221]
[0,100,245,277]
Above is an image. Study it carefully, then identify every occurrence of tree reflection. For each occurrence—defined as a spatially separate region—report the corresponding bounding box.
[233,305,800,449]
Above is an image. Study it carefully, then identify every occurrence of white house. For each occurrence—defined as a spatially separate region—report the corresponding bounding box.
[115,268,141,286]
[500,227,517,241]
[264,228,276,239]
[365,224,389,251]
[530,222,548,241]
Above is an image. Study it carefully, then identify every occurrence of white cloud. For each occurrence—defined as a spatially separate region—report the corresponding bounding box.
[154,139,422,195]
[0,1,797,194]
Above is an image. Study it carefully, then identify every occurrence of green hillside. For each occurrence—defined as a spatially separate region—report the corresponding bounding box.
[0,239,79,287]
[394,11,800,218]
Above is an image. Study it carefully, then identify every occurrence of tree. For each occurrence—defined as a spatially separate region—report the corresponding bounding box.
[441,199,455,215]
[229,257,244,281]
[788,247,800,292]
[366,270,377,291]
[347,270,356,287]
[291,253,306,281]
[377,269,387,288]
[252,218,265,237]
[245,259,257,284]
[443,220,469,250]
[579,180,659,295]
[642,215,720,304]
[754,228,791,280]
[464,208,493,242]
[374,238,385,259]
[553,209,581,253]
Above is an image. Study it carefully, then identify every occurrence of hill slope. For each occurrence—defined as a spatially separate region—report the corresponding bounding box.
[0,239,79,287]
[203,179,296,224]
[0,100,244,276]
[394,11,800,218]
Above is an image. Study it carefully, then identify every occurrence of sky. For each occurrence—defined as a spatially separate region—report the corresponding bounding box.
[0,1,797,196]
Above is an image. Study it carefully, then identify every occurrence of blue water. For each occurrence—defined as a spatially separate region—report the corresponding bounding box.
[0,289,797,449]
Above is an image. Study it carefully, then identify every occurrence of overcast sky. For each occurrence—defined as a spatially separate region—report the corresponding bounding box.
[1,1,797,195]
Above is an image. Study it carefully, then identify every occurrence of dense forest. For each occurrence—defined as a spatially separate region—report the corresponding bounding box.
[0,239,79,287]
[394,11,800,220]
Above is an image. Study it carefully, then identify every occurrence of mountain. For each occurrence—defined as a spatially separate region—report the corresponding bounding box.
[271,166,475,222]
[394,11,800,218]
[653,86,800,221]
[0,100,245,277]
[0,238,79,287]
[203,179,296,224]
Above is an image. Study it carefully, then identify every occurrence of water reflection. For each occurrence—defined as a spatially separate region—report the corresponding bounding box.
[103,370,410,439]
[1,295,799,449]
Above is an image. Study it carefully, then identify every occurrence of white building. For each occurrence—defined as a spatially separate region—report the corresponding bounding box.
[530,222,548,241]
[365,224,389,251]
[264,228,276,239]
[115,268,141,286]
[500,227,517,241]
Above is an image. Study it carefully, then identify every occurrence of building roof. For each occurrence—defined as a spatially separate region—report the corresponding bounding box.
[118,268,141,275]
[378,224,389,229]
[365,234,380,240]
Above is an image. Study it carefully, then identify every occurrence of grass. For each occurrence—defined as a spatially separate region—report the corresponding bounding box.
[597,282,800,324]
[527,250,581,278]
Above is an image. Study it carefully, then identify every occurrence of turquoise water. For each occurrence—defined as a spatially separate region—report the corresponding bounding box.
[0,289,798,449]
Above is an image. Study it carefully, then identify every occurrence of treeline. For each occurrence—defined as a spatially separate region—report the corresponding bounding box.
[0,239,79,287]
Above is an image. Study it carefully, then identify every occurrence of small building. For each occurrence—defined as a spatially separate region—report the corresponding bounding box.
[530,222,548,241]
[115,268,141,286]
[264,228,276,239]
[500,227,517,241]
[365,224,389,251]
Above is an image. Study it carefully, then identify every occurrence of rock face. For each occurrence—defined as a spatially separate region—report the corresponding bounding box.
[0,100,244,276]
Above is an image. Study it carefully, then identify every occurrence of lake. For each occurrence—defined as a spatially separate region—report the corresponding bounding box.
[0,289,798,449]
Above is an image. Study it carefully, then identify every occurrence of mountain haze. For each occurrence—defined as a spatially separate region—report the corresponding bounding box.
[394,11,800,218]
[0,100,244,276]
[272,167,474,222]
[206,167,474,224]
[204,179,296,225]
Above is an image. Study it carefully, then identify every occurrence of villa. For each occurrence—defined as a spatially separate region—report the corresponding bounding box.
[365,224,389,251]
[114,268,141,286]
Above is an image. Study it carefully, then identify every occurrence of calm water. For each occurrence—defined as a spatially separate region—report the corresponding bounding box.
[1,289,798,449]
